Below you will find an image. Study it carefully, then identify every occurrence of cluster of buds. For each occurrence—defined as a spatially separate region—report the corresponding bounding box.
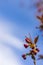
[36,14,43,31]
[36,1,43,13]
[22,48,39,60]
[22,1,43,65]
[30,48,39,55]
[35,0,43,31]
[22,35,40,61]
[35,0,43,61]
[24,35,39,49]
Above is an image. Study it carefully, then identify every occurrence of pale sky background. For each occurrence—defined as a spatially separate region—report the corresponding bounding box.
[0,0,43,65]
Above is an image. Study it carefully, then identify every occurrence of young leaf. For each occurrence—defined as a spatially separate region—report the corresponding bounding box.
[34,35,39,44]
[36,14,43,24]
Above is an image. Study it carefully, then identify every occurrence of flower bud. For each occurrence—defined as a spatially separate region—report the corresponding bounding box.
[36,48,40,52]
[24,44,29,48]
[25,37,31,43]
[31,50,37,55]
[22,54,26,60]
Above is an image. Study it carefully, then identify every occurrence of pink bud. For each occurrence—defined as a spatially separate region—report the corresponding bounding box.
[25,37,31,43]
[31,50,37,55]
[22,54,26,60]
[36,48,40,52]
[24,44,29,48]
[38,7,41,12]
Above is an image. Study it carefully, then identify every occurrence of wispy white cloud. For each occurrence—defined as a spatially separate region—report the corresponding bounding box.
[0,17,23,65]
[0,17,24,49]
[0,33,23,49]
[0,43,23,65]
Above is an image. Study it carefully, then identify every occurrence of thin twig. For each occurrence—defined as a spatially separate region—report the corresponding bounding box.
[33,59,36,65]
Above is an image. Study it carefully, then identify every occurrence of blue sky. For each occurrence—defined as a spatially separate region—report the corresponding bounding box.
[0,0,43,65]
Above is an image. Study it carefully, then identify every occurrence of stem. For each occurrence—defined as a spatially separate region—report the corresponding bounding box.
[31,54,36,65]
[33,59,36,65]
[26,53,31,56]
